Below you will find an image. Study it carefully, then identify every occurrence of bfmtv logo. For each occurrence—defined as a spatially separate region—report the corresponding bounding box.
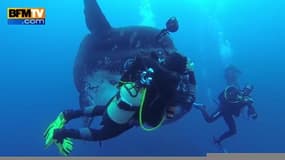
[7,8,46,25]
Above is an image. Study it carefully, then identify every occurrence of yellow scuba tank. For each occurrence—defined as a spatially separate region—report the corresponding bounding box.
[107,82,165,131]
[107,82,142,124]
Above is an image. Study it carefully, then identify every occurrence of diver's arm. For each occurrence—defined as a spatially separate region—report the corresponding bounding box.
[247,103,258,119]
[184,58,196,106]
[83,0,111,35]
[125,55,180,84]
[187,70,196,103]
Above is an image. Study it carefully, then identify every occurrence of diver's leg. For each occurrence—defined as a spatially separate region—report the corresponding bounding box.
[66,93,116,122]
[53,113,133,142]
[208,109,223,122]
[54,82,141,142]
[194,104,221,123]
[63,105,106,122]
[215,114,237,144]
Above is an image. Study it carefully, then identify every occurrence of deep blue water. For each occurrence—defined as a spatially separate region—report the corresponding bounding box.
[0,0,284,156]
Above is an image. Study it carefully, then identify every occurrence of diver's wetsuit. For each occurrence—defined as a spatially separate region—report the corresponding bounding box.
[53,53,187,143]
[197,86,257,144]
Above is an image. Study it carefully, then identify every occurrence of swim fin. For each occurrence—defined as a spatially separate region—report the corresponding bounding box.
[44,112,67,147]
[55,138,73,156]
[217,144,228,153]
[213,136,228,153]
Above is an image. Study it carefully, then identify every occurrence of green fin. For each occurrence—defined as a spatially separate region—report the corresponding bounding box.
[44,112,67,147]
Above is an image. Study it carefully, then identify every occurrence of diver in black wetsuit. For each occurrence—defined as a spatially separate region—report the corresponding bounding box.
[44,52,195,156]
[194,84,258,145]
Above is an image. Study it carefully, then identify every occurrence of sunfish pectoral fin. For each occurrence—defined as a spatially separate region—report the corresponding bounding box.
[84,0,112,37]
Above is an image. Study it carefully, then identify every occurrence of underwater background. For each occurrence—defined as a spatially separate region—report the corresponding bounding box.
[0,0,284,156]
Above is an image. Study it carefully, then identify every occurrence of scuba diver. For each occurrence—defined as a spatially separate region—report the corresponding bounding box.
[194,84,258,146]
[44,52,196,156]
[224,65,242,87]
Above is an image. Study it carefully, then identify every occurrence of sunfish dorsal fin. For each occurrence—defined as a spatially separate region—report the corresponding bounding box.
[84,0,112,37]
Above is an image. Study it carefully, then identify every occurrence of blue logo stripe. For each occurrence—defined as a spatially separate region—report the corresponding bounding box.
[8,19,45,25]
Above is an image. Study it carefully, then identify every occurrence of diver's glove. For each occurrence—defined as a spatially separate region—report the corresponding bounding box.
[248,111,258,120]
[250,113,258,119]
[166,106,176,119]
[186,58,195,71]
[44,112,67,147]
[247,106,258,120]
